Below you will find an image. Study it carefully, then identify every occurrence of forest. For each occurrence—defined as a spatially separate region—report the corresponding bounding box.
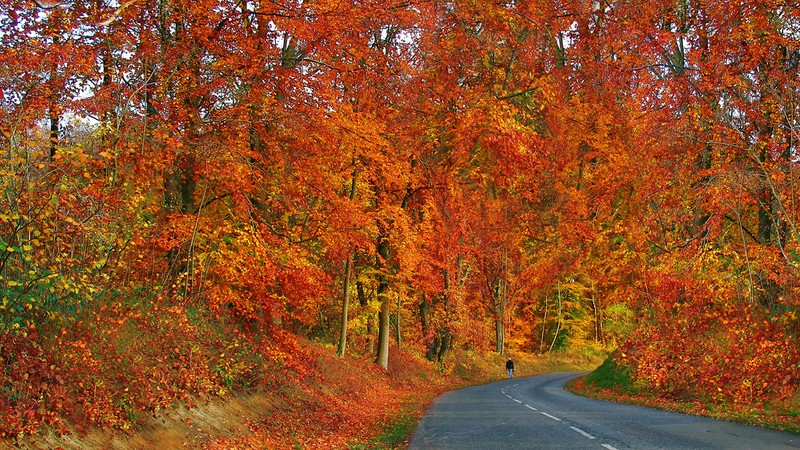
[1,0,799,445]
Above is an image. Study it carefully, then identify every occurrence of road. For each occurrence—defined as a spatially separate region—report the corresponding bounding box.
[409,372,800,449]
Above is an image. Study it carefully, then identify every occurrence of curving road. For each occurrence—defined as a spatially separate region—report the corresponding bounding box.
[409,372,800,449]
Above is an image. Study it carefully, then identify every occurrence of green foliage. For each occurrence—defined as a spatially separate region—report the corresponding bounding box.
[350,404,421,449]
[583,351,635,392]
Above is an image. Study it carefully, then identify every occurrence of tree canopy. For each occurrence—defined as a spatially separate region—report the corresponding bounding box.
[1,0,799,437]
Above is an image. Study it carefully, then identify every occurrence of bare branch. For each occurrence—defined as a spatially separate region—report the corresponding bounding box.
[32,0,69,9]
[96,0,139,27]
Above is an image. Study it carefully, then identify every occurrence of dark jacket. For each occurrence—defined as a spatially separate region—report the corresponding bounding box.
[505,359,514,370]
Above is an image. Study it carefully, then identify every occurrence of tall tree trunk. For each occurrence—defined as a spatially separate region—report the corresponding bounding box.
[420,293,437,361]
[375,232,391,369]
[548,283,562,353]
[591,298,600,343]
[540,296,548,352]
[337,169,358,356]
[437,331,451,362]
[376,285,390,368]
[48,101,59,160]
[758,192,773,245]
[494,247,508,354]
[494,280,505,355]
[357,281,374,355]
[436,269,453,363]
[591,280,602,343]
[48,36,61,160]
[101,44,119,185]
[495,312,505,355]
[337,251,354,357]
[178,48,200,216]
[395,292,402,347]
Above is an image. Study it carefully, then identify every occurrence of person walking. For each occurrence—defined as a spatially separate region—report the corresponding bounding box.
[505,357,514,379]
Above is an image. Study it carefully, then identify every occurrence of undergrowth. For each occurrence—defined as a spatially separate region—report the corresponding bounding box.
[201,345,602,449]
[4,306,603,450]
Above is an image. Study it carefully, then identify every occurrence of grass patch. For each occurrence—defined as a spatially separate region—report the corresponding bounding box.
[582,351,634,391]
[375,410,418,449]
[350,403,425,449]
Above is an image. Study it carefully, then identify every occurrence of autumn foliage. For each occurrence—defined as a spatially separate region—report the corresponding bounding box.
[1,0,800,443]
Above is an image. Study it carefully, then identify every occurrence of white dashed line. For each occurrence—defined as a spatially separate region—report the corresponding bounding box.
[539,411,562,422]
[505,391,602,444]
[503,388,615,449]
[569,426,596,439]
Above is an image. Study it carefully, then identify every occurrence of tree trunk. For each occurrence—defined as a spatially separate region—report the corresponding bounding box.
[337,169,358,356]
[48,36,61,160]
[494,277,505,354]
[337,251,354,356]
[420,293,436,360]
[375,233,391,369]
[437,331,451,362]
[49,102,59,160]
[376,285,390,368]
[395,292,402,347]
[548,283,562,353]
[101,45,119,185]
[494,248,508,354]
[437,268,453,362]
[591,281,602,343]
[539,296,548,352]
[495,311,505,355]
[357,281,374,355]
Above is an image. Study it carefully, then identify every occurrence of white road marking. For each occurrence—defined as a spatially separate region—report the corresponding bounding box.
[504,389,590,439]
[569,426,596,439]
[539,411,562,421]
[601,444,619,450]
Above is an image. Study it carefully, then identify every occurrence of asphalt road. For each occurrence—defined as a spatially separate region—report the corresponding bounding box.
[409,372,800,449]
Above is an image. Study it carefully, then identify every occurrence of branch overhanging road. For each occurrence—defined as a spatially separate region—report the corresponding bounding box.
[409,372,800,450]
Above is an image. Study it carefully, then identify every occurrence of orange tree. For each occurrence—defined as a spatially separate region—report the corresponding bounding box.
[3,0,800,438]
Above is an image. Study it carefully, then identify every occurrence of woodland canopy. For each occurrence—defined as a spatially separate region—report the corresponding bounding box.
[1,0,799,438]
